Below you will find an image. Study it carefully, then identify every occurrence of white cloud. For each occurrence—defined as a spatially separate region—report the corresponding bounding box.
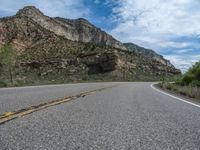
[94,0,100,4]
[165,54,200,73]
[109,0,200,71]
[36,0,90,18]
[0,0,90,18]
[111,0,200,36]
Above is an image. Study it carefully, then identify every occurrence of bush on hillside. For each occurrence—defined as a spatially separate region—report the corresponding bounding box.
[180,61,200,86]
[0,80,7,87]
[190,80,200,87]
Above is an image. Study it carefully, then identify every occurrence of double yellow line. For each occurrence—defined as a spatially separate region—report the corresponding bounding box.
[0,85,117,125]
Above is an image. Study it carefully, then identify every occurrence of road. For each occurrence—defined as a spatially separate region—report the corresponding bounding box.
[0,82,200,149]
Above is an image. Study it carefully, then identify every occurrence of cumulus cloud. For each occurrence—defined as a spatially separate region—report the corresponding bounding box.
[165,54,200,73]
[109,0,200,71]
[111,0,200,36]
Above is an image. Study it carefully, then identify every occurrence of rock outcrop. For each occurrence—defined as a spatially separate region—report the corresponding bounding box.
[0,6,181,84]
[124,43,181,75]
[15,6,126,50]
[79,52,118,74]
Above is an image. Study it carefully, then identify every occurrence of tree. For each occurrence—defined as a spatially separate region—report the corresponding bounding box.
[0,43,15,85]
[180,61,200,86]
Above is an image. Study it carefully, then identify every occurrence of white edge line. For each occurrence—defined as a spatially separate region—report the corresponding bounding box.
[151,83,200,108]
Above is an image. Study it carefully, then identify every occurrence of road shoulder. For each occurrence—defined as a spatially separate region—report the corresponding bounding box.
[151,83,200,108]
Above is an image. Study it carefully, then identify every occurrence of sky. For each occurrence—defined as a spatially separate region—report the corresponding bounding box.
[0,0,200,72]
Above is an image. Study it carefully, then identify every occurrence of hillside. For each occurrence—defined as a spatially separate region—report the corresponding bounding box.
[16,6,126,50]
[0,6,181,86]
[124,43,175,68]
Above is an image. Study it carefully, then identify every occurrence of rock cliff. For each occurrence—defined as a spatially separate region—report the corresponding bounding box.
[0,6,181,85]
[15,6,126,50]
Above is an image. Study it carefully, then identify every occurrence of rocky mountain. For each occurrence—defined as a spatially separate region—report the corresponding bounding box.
[124,43,175,68]
[16,6,126,50]
[0,6,180,86]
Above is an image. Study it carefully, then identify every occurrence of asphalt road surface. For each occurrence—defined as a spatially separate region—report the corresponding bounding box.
[0,82,200,150]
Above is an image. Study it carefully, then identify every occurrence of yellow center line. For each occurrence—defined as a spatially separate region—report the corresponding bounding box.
[0,85,117,125]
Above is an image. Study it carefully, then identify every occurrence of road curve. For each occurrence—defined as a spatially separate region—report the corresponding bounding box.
[0,82,200,149]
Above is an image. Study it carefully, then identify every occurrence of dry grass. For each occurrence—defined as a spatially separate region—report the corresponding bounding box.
[159,83,200,101]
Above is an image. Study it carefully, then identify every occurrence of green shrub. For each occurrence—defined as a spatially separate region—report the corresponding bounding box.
[0,80,7,87]
[180,61,200,85]
[190,80,200,87]
[181,74,195,85]
[165,84,173,90]
[175,78,182,85]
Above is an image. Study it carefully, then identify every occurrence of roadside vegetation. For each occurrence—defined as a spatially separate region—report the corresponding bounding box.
[0,42,178,88]
[159,61,200,101]
[0,43,16,87]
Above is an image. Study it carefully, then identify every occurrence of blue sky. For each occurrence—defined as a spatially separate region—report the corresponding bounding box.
[0,0,200,72]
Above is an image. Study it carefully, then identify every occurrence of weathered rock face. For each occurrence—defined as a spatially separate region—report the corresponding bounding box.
[124,43,167,65]
[123,43,181,75]
[0,6,181,84]
[15,6,126,50]
[79,52,118,74]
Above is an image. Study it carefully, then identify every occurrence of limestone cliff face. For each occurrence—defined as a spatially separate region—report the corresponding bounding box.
[0,6,181,83]
[123,43,181,75]
[124,43,171,66]
[15,6,126,50]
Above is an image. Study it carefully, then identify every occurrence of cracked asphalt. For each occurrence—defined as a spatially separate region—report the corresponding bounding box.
[0,82,200,150]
